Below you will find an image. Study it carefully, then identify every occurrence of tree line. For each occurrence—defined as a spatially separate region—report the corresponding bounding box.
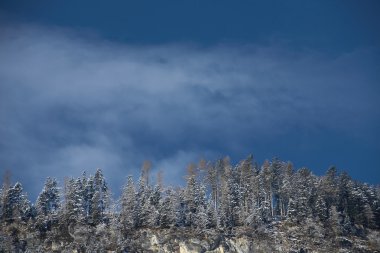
[1,156,379,252]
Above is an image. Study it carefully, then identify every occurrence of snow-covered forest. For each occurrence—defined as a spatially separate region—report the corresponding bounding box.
[1,156,380,252]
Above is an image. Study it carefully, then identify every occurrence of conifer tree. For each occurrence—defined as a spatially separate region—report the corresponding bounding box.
[36,177,60,217]
[120,175,136,232]
[63,178,85,224]
[159,188,177,228]
[147,184,162,227]
[237,156,254,216]
[2,182,31,223]
[92,169,110,224]
[278,162,293,217]
[288,168,316,223]
[184,163,198,227]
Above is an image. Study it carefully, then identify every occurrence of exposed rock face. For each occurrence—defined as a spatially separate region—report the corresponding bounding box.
[117,225,380,253]
[2,222,380,252]
[128,229,252,253]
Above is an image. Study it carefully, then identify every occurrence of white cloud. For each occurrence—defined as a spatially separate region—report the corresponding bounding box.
[0,24,378,198]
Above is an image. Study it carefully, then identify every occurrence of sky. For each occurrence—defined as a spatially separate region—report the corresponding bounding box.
[0,1,379,200]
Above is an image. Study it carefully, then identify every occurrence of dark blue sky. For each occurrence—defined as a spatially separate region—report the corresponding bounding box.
[1,1,379,199]
[2,1,380,51]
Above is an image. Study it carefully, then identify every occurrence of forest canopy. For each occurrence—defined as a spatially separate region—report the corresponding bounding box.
[1,156,379,252]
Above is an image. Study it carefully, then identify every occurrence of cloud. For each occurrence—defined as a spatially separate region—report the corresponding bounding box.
[0,24,379,199]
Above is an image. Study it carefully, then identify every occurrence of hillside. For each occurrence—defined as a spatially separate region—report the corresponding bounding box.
[1,156,379,252]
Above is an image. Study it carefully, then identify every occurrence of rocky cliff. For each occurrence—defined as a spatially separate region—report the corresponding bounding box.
[2,219,380,252]
[119,223,380,253]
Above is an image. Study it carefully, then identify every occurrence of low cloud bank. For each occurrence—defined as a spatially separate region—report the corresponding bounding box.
[0,24,379,199]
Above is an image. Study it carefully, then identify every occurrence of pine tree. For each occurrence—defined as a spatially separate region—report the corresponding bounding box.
[269,158,283,217]
[278,162,293,217]
[63,178,85,224]
[35,177,60,239]
[36,177,60,217]
[184,164,198,227]
[120,175,137,232]
[288,168,316,223]
[248,162,261,225]
[2,182,31,223]
[337,171,351,214]
[207,159,222,214]
[175,188,187,227]
[136,177,152,228]
[159,188,177,228]
[206,198,217,228]
[320,166,338,219]
[147,184,161,227]
[83,174,95,222]
[315,194,328,222]
[236,155,255,222]
[194,182,209,229]
[92,169,110,224]
[194,204,209,230]
[256,161,272,223]
[219,157,233,228]
[260,160,273,221]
